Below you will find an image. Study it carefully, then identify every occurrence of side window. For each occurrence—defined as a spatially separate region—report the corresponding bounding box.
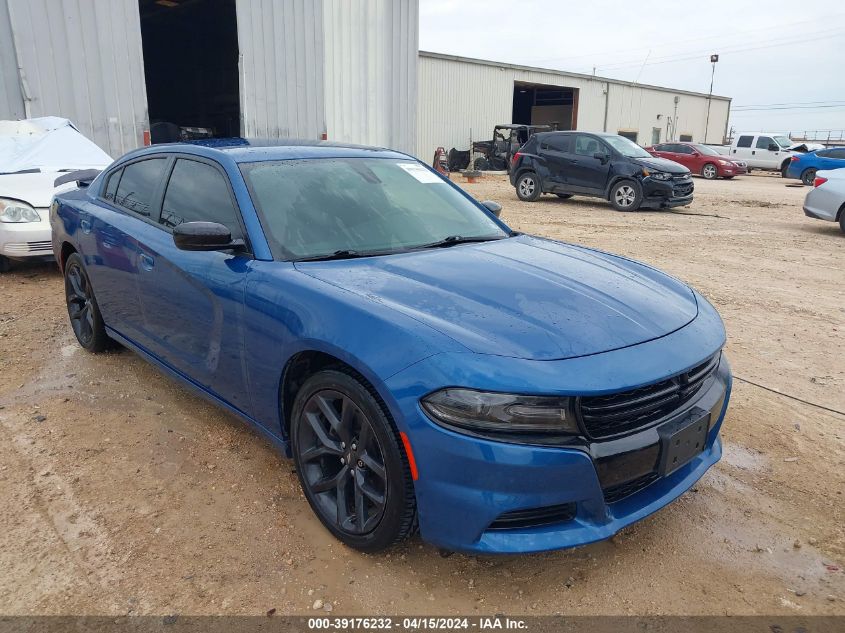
[547,135,571,152]
[160,159,243,240]
[103,168,123,203]
[736,135,753,148]
[815,149,832,158]
[829,148,845,159]
[574,135,602,157]
[756,136,775,150]
[676,145,693,154]
[115,158,167,217]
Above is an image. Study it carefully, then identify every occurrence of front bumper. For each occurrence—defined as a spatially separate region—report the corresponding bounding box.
[385,299,730,553]
[641,176,694,209]
[0,213,53,259]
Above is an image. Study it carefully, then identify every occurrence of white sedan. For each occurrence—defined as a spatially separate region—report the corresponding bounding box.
[803,169,845,234]
[0,117,111,272]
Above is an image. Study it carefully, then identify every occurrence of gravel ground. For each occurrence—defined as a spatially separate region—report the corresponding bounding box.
[0,172,843,616]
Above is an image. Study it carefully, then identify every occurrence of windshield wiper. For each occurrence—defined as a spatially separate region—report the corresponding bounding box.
[294,248,399,262]
[417,235,506,250]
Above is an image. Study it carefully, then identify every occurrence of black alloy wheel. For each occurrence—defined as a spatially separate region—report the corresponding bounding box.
[291,370,416,551]
[64,253,111,352]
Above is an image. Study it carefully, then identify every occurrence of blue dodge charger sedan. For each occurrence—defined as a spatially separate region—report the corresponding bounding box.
[51,140,731,554]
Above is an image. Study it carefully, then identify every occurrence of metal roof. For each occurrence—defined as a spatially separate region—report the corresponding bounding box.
[419,51,732,102]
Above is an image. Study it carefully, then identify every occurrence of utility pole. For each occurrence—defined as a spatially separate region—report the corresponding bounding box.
[704,54,719,143]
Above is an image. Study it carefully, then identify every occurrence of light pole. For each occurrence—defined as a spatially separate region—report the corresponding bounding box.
[704,53,719,143]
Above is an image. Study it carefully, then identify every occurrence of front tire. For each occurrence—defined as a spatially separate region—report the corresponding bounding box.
[701,163,718,180]
[801,168,817,186]
[515,172,541,201]
[609,179,643,211]
[64,253,111,352]
[291,369,417,552]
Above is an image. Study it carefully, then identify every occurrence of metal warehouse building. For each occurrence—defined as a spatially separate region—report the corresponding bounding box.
[416,51,731,160]
[2,0,731,162]
[0,0,418,157]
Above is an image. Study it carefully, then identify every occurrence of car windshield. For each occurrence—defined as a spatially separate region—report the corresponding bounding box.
[774,135,792,148]
[603,136,652,158]
[694,144,722,156]
[240,158,508,260]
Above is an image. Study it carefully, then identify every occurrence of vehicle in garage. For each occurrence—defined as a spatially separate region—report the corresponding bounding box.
[645,142,747,179]
[511,131,694,211]
[786,147,845,186]
[803,169,845,233]
[52,140,731,554]
[0,117,111,272]
[471,124,551,171]
[729,132,797,176]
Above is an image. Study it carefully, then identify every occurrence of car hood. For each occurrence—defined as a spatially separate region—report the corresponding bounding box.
[0,171,82,207]
[296,235,699,360]
[630,156,690,174]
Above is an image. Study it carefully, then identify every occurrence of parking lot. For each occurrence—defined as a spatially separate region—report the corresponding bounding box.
[0,173,842,616]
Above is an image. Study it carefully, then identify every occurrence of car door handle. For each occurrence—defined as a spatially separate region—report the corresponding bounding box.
[80,218,92,234]
[139,253,155,271]
[751,150,756,155]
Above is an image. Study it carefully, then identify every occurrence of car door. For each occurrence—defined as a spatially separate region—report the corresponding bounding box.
[537,134,572,190]
[84,157,169,342]
[566,134,611,192]
[667,144,695,170]
[754,136,782,169]
[732,135,755,165]
[132,156,254,414]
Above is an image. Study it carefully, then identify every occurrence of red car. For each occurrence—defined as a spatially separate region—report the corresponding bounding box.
[645,142,747,180]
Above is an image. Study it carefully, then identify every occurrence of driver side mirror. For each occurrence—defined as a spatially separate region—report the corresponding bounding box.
[173,221,246,252]
[768,143,779,152]
[593,152,610,165]
[481,200,502,217]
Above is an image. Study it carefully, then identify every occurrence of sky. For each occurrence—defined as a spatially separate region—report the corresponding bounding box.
[419,0,845,138]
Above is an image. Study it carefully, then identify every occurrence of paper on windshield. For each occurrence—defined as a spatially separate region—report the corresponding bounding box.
[398,162,444,184]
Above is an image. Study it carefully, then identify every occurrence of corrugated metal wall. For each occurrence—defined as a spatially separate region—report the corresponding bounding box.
[323,0,417,153]
[417,53,731,158]
[235,0,326,140]
[3,0,148,158]
[0,0,25,119]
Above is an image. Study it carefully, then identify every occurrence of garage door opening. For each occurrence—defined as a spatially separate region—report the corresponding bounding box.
[139,0,240,143]
[512,82,577,130]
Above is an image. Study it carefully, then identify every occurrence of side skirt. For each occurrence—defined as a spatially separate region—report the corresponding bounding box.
[105,327,291,457]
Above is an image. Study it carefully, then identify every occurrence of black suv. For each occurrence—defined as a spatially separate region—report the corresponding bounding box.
[510,131,694,211]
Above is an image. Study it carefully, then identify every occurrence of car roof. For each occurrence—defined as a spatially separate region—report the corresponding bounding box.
[534,131,619,139]
[113,138,411,165]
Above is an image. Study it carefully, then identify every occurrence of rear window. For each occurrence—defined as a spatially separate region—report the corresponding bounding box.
[115,158,167,217]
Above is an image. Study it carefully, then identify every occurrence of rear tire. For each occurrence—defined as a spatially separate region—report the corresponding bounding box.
[291,369,417,552]
[0,255,11,273]
[701,163,718,179]
[555,193,573,199]
[609,179,643,212]
[473,157,490,171]
[515,172,541,201]
[839,208,845,234]
[801,168,817,186]
[64,253,111,353]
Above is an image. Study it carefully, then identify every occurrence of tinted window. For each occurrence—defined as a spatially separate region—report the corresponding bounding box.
[161,159,243,239]
[756,136,775,150]
[115,158,167,217]
[103,168,122,202]
[675,145,693,154]
[574,135,603,156]
[829,148,845,159]
[241,158,506,260]
[736,136,753,148]
[545,135,571,152]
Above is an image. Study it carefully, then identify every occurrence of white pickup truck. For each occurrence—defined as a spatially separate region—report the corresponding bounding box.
[728,133,798,176]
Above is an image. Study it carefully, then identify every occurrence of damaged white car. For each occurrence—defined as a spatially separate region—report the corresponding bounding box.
[0,117,111,272]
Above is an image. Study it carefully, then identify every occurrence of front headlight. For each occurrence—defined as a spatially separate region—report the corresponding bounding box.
[649,171,673,181]
[421,388,578,435]
[0,198,41,223]
[718,159,730,166]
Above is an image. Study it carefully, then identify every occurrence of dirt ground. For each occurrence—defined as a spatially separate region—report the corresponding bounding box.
[0,172,843,617]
